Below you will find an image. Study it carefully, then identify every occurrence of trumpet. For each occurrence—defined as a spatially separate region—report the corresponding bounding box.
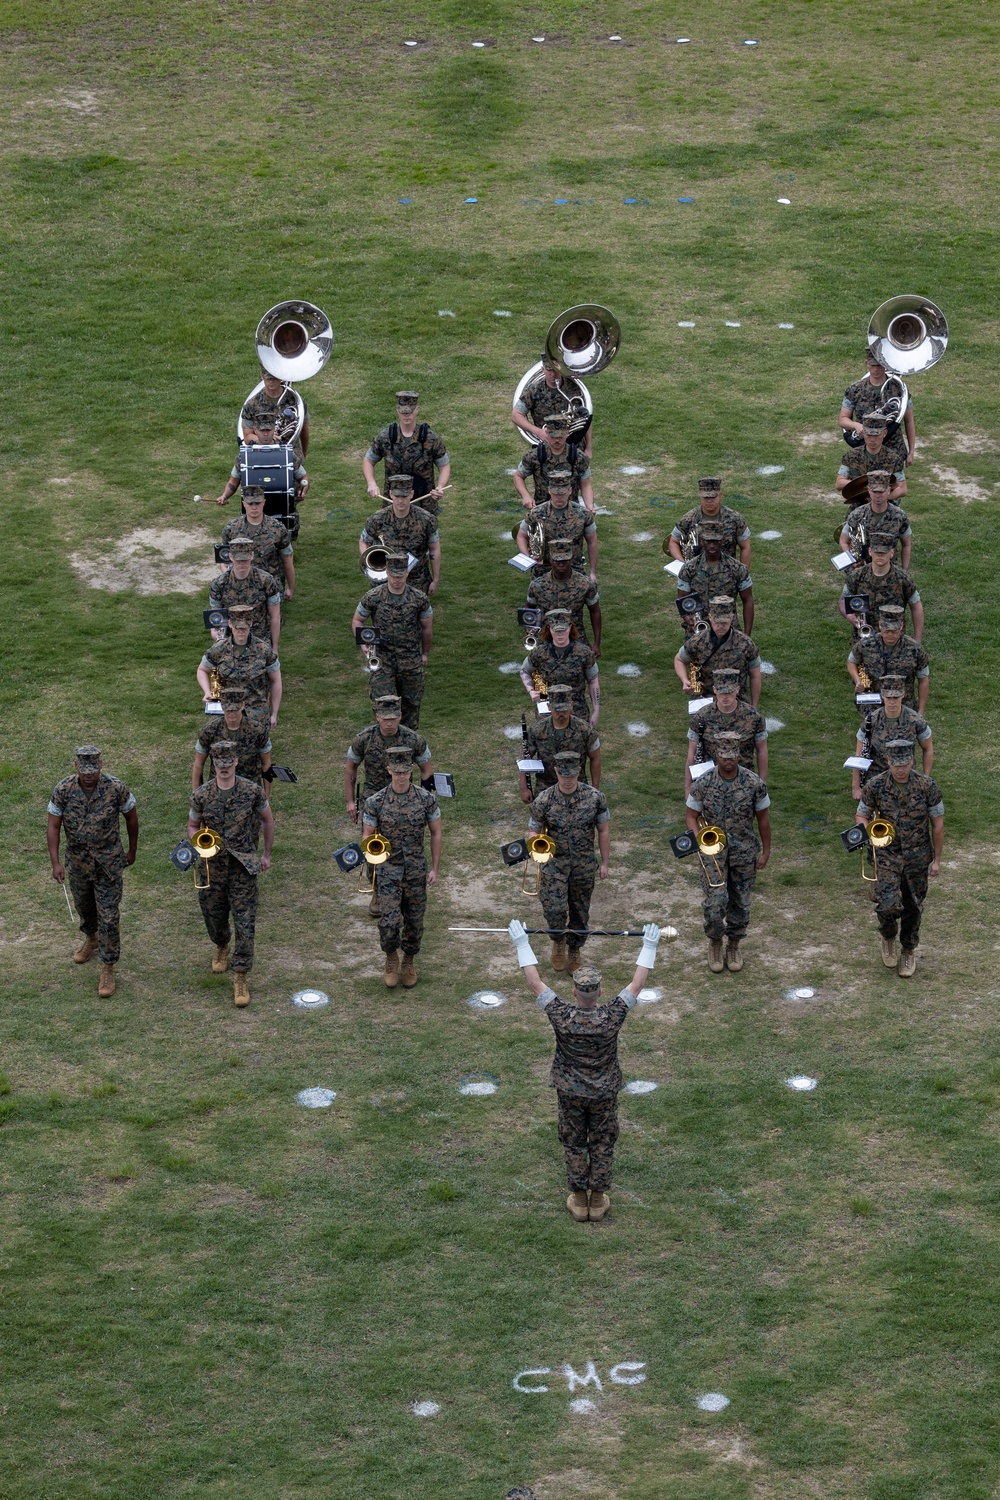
[523,832,556,895]
[192,826,223,889]
[861,818,896,884]
[696,818,728,889]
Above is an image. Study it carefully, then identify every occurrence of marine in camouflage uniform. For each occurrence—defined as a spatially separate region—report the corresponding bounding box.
[513,364,590,438]
[854,679,932,794]
[841,537,921,641]
[677,518,753,630]
[670,478,751,562]
[523,687,600,791]
[840,372,910,470]
[849,605,929,710]
[241,384,307,467]
[516,438,592,506]
[363,391,450,518]
[523,630,599,722]
[362,747,442,988]
[199,608,281,725]
[688,670,767,781]
[346,701,432,801]
[47,745,138,996]
[221,496,294,593]
[840,494,912,564]
[360,475,440,596]
[857,740,944,972]
[188,741,273,1001]
[676,597,762,704]
[209,537,282,649]
[194,687,272,786]
[526,539,601,645]
[528,754,610,971]
[520,490,597,575]
[354,555,433,729]
[686,734,771,971]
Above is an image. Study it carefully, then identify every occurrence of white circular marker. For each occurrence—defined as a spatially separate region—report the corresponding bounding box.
[620,464,647,475]
[627,721,650,737]
[779,322,795,329]
[297,1087,336,1108]
[625,1080,658,1095]
[697,1392,730,1411]
[637,986,662,1004]
[757,529,782,540]
[760,661,777,675]
[532,35,545,42]
[609,34,622,41]
[411,1400,440,1417]
[617,663,641,677]
[291,989,330,1009]
[503,725,521,739]
[468,990,507,1009]
[743,39,759,46]
[459,1073,499,1096]
[786,1075,818,1092]
[472,40,485,47]
[764,717,784,732]
[404,40,418,46]
[786,987,816,1001]
[631,531,654,542]
[438,309,455,317]
[569,1398,597,1413]
[757,464,784,476]
[677,37,691,43]
[777,197,791,204]
[498,662,521,674]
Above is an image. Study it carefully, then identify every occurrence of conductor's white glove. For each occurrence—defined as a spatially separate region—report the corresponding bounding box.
[637,922,661,970]
[507,918,538,969]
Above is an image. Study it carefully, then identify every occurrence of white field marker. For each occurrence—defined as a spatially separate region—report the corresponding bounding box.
[296,1087,336,1108]
[786,1075,818,1091]
[697,1392,730,1411]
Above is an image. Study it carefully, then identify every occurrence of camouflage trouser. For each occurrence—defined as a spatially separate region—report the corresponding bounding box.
[540,852,596,953]
[701,859,757,941]
[557,1090,619,1191]
[369,659,425,729]
[376,862,427,955]
[66,854,124,964]
[875,857,930,949]
[197,852,259,973]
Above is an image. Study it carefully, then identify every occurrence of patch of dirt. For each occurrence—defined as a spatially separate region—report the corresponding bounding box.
[71,527,219,594]
[800,432,838,447]
[942,431,998,455]
[927,465,990,503]
[534,1466,619,1498]
[196,1185,269,1212]
[685,1429,761,1468]
[29,88,102,115]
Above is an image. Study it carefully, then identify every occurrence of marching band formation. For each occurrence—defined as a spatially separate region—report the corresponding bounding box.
[44,294,950,1211]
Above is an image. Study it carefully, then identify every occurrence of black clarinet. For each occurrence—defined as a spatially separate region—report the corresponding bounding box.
[521,712,534,799]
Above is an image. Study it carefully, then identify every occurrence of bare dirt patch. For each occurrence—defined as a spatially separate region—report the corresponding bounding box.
[927,465,990,503]
[71,528,219,594]
[28,89,103,116]
[943,431,999,455]
[800,432,838,447]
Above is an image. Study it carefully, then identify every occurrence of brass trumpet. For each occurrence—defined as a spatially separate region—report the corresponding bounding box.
[192,826,223,889]
[696,818,728,889]
[861,819,895,884]
[523,832,556,895]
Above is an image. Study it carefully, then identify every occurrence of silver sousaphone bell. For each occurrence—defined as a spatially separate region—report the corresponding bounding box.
[237,300,334,445]
[512,304,621,446]
[866,295,948,427]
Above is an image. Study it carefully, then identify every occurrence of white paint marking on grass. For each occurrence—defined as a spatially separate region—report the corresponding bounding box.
[757,465,784,476]
[677,320,696,327]
[468,990,507,1009]
[779,322,795,329]
[631,531,654,542]
[617,663,641,677]
[498,661,521,674]
[777,197,791,204]
[569,1398,597,1413]
[624,1080,658,1095]
[786,1075,818,1092]
[411,1400,441,1416]
[764,717,785,732]
[757,529,783,540]
[609,34,623,41]
[786,987,816,1001]
[532,36,546,42]
[438,309,456,317]
[459,1074,499,1096]
[291,989,330,1009]
[697,1392,730,1412]
[620,464,647,475]
[296,1087,336,1108]
[725,321,741,327]
[760,661,777,675]
[472,41,486,47]
[594,505,614,515]
[743,38,760,45]
[404,40,418,46]
[637,986,662,1004]
[626,721,650,737]
[494,309,512,317]
[610,1361,648,1383]
[676,37,691,43]
[503,725,522,739]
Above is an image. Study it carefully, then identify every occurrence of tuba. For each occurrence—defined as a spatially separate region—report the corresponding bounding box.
[192,826,223,890]
[512,305,621,446]
[696,818,728,889]
[238,300,333,445]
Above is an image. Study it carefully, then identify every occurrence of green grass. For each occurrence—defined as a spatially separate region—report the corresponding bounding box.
[2,1,1000,1496]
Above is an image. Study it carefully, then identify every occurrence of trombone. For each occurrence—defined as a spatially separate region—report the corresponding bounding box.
[861,819,895,884]
[523,833,556,895]
[192,826,223,890]
[696,818,728,890]
[357,832,392,892]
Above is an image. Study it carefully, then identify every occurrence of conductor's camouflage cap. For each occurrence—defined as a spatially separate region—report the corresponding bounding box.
[374,696,403,717]
[74,745,101,770]
[880,677,906,697]
[395,391,419,409]
[209,739,238,766]
[698,476,722,493]
[862,412,888,434]
[573,963,602,993]
[886,738,915,763]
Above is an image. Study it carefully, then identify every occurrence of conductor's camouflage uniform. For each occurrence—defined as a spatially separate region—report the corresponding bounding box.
[195,716,272,785]
[686,766,770,941]
[528,783,610,959]
[209,566,282,643]
[189,775,269,974]
[678,624,761,699]
[689,701,767,769]
[850,633,929,708]
[200,633,280,723]
[526,568,599,640]
[524,713,599,790]
[858,770,944,950]
[221,513,293,583]
[365,423,450,517]
[521,498,596,573]
[48,772,136,965]
[671,503,750,560]
[524,638,598,721]
[517,443,591,505]
[363,782,441,957]
[356,582,433,728]
[347,721,431,795]
[360,505,438,595]
[537,979,637,1191]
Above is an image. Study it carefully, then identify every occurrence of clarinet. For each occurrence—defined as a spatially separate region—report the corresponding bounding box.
[521,712,534,799]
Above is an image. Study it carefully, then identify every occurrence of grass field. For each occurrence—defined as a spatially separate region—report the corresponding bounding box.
[3,2,1000,1496]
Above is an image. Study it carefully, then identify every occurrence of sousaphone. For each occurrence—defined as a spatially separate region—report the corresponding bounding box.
[513,304,621,445]
[866,294,948,427]
[238,300,334,445]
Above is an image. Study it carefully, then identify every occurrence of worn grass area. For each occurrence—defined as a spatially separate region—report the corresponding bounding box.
[2,2,1000,1496]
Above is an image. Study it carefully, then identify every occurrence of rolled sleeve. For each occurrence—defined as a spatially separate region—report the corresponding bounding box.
[748,655,762,670]
[838,463,850,478]
[355,600,372,619]
[536,986,557,1008]
[427,806,442,823]
[595,808,610,825]
[740,574,753,591]
[929,801,944,818]
[857,800,873,820]
[917,725,932,742]
[415,746,432,766]
[686,794,704,812]
[364,445,379,464]
[121,792,137,814]
[737,523,751,541]
[419,605,433,620]
[346,747,364,764]
[754,792,771,812]
[47,799,63,816]
[916,666,929,679]
[528,817,543,833]
[199,652,213,670]
[267,658,280,674]
[267,590,282,606]
[618,987,638,1011]
[585,663,599,681]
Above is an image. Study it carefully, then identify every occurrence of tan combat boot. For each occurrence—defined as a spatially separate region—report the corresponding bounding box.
[566,949,583,976]
[725,938,744,972]
[566,1190,589,1222]
[212,942,230,974]
[588,1191,611,1221]
[881,935,898,968]
[74,933,99,964]
[898,948,917,978]
[384,950,400,988]
[708,939,724,973]
[400,953,418,988]
[98,963,116,998]
[551,938,567,971]
[233,973,250,1007]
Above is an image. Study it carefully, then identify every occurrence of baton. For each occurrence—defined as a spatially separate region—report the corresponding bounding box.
[449,926,679,939]
[62,883,75,920]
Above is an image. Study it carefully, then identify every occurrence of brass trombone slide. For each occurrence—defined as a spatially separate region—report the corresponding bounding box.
[861,818,895,883]
[192,826,223,889]
[696,818,728,890]
[522,833,555,895]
